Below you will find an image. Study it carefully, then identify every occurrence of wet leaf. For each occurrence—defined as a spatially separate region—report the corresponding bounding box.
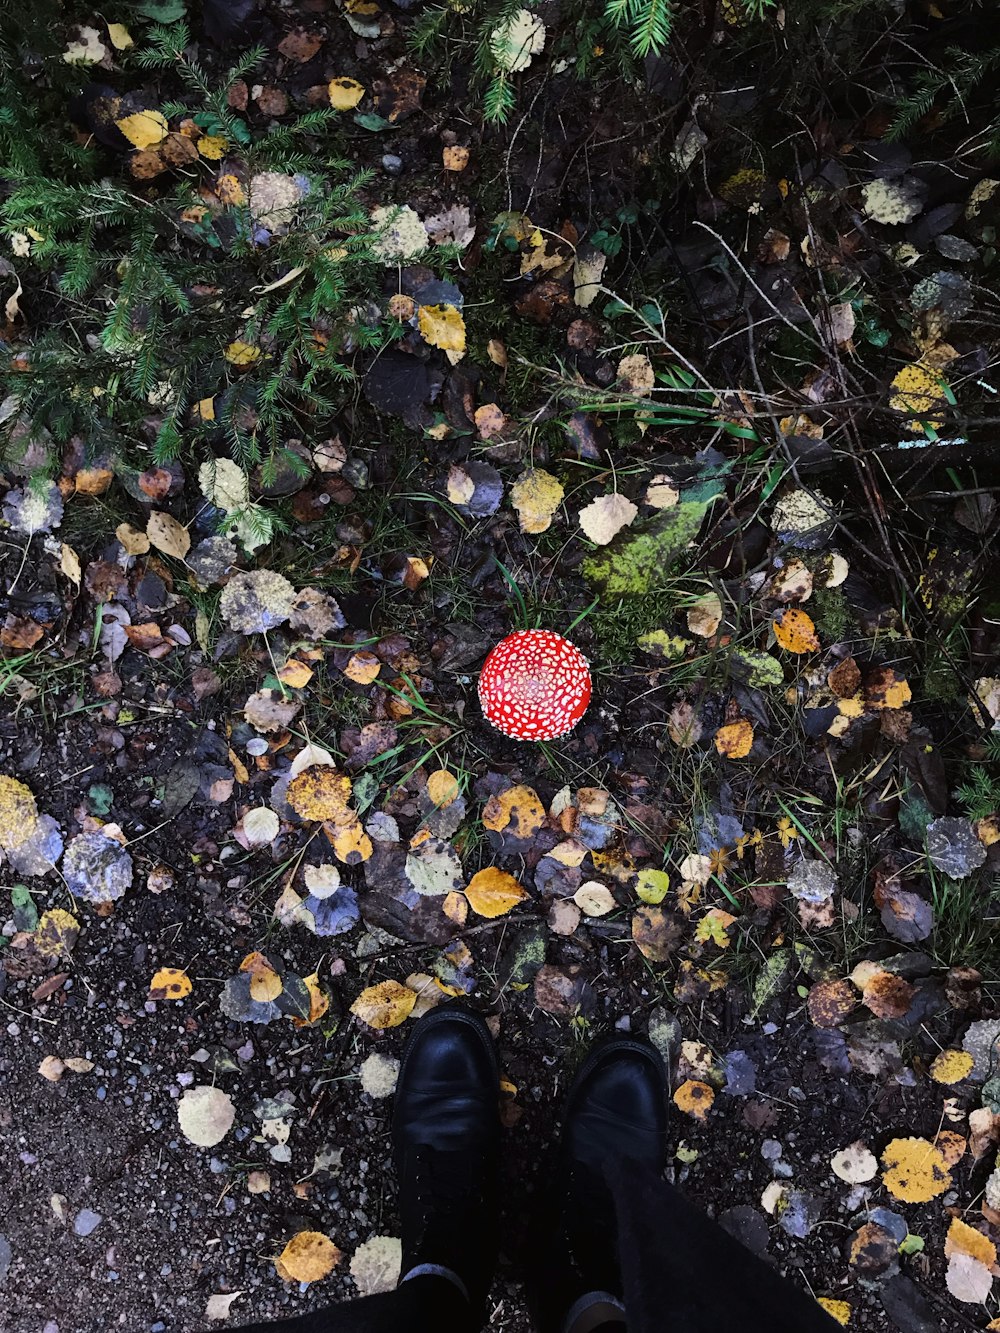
[350,980,416,1029]
[465,867,528,918]
[930,1049,975,1085]
[482,785,546,838]
[578,493,638,545]
[350,1236,401,1296]
[63,832,133,904]
[830,1140,878,1184]
[807,979,856,1028]
[881,1137,952,1203]
[693,908,736,948]
[510,468,564,534]
[714,719,754,759]
[673,1079,715,1121]
[116,110,168,150]
[816,1299,851,1326]
[405,834,464,896]
[178,1085,236,1147]
[926,817,987,878]
[275,1232,342,1284]
[148,967,192,1001]
[772,608,819,653]
[33,909,80,960]
[146,510,190,559]
[631,906,683,962]
[225,340,261,366]
[667,702,703,748]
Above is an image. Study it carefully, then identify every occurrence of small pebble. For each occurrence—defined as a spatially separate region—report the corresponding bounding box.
[381,154,403,175]
[74,1210,102,1237]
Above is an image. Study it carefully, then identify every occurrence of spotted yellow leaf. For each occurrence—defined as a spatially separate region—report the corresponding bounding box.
[673,1079,715,1121]
[240,951,283,1002]
[772,608,820,653]
[417,303,466,359]
[148,967,192,1001]
[929,1049,974,1085]
[817,1298,851,1326]
[634,868,670,905]
[198,134,227,160]
[881,1137,952,1203]
[510,468,564,534]
[714,718,754,758]
[351,980,417,1030]
[329,77,365,109]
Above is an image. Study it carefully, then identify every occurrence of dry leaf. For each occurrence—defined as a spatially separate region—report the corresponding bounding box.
[178,1085,236,1147]
[574,881,616,916]
[687,593,723,638]
[578,493,638,545]
[275,1232,342,1284]
[510,468,564,534]
[831,1141,878,1184]
[116,110,169,150]
[350,980,416,1030]
[617,353,655,397]
[465,867,528,918]
[240,951,283,1002]
[417,304,466,359]
[881,1137,952,1203]
[116,522,150,555]
[773,608,820,653]
[930,1049,975,1084]
[344,651,381,684]
[148,967,192,1001]
[146,511,191,559]
[673,1079,715,1120]
[714,719,753,759]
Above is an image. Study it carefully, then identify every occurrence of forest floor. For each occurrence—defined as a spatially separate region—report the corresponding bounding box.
[2,1,1000,1331]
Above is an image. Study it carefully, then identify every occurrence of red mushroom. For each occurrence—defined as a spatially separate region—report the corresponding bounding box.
[478,629,592,741]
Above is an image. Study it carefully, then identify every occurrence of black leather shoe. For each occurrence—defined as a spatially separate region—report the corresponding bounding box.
[529,1037,667,1331]
[393,1005,500,1317]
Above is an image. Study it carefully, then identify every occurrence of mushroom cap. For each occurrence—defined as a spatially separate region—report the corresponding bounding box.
[478,629,592,741]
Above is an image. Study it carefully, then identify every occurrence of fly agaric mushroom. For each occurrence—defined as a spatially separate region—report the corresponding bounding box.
[478,629,592,741]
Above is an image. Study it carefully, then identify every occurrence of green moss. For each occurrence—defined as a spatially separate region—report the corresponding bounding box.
[583,482,722,596]
[811,587,854,641]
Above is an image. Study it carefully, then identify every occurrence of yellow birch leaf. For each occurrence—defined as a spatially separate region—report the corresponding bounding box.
[275,1232,342,1283]
[946,1217,997,1268]
[329,77,365,109]
[482,784,546,837]
[277,658,314,689]
[929,1049,974,1085]
[427,770,460,807]
[0,774,39,849]
[224,340,261,366]
[344,651,381,684]
[881,1137,952,1203]
[510,468,564,534]
[116,110,168,150]
[33,908,81,959]
[329,813,373,864]
[287,768,353,822]
[351,980,417,1029]
[714,718,754,758]
[60,543,82,585]
[673,1079,715,1121]
[107,23,134,49]
[146,510,191,559]
[240,951,283,1002]
[634,868,670,905]
[466,867,528,918]
[772,608,820,653]
[148,967,192,1001]
[417,304,466,358]
[442,890,469,926]
[291,973,330,1028]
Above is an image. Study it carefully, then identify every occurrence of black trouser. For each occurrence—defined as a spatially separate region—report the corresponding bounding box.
[239,1158,838,1333]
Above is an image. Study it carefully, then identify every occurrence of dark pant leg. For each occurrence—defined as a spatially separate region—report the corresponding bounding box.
[235,1273,473,1333]
[609,1158,839,1333]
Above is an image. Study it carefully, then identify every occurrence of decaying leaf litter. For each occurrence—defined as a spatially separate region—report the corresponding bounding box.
[2,0,1000,1330]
